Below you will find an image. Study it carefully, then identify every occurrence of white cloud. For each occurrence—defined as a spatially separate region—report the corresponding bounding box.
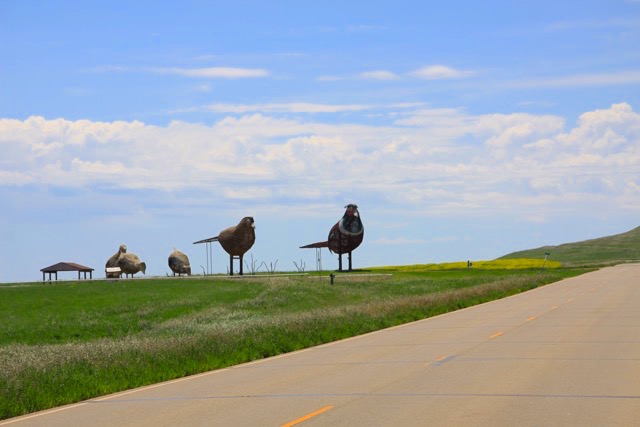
[0,170,34,186]
[175,102,425,115]
[317,75,344,81]
[84,65,270,79]
[151,67,269,78]
[0,103,638,221]
[359,70,399,80]
[507,71,640,88]
[410,65,475,80]
[199,103,372,114]
[545,17,640,31]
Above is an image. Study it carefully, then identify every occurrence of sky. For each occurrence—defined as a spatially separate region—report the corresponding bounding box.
[1,0,639,282]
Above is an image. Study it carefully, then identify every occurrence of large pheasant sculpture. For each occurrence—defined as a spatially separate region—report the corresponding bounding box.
[301,204,364,271]
[195,217,256,275]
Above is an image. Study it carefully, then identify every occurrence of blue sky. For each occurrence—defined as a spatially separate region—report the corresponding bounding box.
[1,1,639,282]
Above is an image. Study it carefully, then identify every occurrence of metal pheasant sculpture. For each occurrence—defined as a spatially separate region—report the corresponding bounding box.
[300,204,364,271]
[194,217,256,275]
[168,248,191,276]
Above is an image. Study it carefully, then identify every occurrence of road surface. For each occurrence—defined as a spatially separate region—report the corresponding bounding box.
[3,264,640,426]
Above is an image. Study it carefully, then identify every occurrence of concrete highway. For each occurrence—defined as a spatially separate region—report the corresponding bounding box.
[3,264,639,426]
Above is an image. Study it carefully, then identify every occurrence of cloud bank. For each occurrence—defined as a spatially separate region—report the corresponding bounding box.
[1,103,638,221]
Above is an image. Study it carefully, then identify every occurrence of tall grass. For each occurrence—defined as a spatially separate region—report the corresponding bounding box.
[0,267,587,419]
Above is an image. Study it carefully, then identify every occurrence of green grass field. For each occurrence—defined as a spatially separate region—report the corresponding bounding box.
[1,264,589,419]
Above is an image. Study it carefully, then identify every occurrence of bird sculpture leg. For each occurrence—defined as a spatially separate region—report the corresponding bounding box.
[348,251,353,271]
[229,254,234,276]
[338,253,343,271]
[239,255,244,275]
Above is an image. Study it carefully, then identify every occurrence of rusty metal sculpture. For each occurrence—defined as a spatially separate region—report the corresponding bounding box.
[168,248,191,276]
[194,217,255,275]
[117,251,146,278]
[300,204,364,271]
[105,244,126,278]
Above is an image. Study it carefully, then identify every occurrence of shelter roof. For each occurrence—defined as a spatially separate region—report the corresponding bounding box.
[40,262,94,273]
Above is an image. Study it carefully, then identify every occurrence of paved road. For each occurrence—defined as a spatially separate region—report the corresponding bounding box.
[4,264,640,426]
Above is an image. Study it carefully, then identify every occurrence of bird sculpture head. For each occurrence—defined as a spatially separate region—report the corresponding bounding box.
[344,204,359,217]
[339,204,363,236]
[119,244,127,253]
[140,262,147,274]
[240,216,256,229]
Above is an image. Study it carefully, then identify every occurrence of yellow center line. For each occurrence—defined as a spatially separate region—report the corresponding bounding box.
[426,355,448,367]
[568,298,574,302]
[526,316,535,322]
[489,331,503,339]
[281,405,335,427]
[550,305,558,310]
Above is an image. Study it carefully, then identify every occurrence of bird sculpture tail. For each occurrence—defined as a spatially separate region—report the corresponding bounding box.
[300,241,329,249]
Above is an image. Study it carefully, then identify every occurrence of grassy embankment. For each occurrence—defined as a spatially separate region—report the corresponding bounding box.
[500,225,640,267]
[1,260,586,419]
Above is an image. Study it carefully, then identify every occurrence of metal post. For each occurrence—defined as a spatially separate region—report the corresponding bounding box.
[316,247,322,278]
[348,251,352,271]
[211,242,214,274]
[206,243,210,275]
[338,253,343,271]
[539,252,550,273]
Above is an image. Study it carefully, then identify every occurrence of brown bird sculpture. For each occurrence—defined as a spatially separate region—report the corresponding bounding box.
[195,217,255,275]
[117,251,147,278]
[300,204,364,271]
[105,244,126,278]
[168,248,191,276]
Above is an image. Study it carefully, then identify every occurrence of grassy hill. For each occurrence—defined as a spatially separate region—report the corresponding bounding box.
[499,226,640,266]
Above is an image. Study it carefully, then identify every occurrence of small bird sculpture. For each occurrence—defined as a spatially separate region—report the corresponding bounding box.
[105,244,127,278]
[117,252,147,278]
[194,217,255,275]
[300,204,364,271]
[168,248,191,276]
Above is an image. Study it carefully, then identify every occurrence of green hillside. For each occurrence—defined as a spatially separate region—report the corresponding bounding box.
[499,226,640,266]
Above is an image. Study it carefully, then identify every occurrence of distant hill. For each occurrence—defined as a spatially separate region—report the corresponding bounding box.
[499,226,640,266]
